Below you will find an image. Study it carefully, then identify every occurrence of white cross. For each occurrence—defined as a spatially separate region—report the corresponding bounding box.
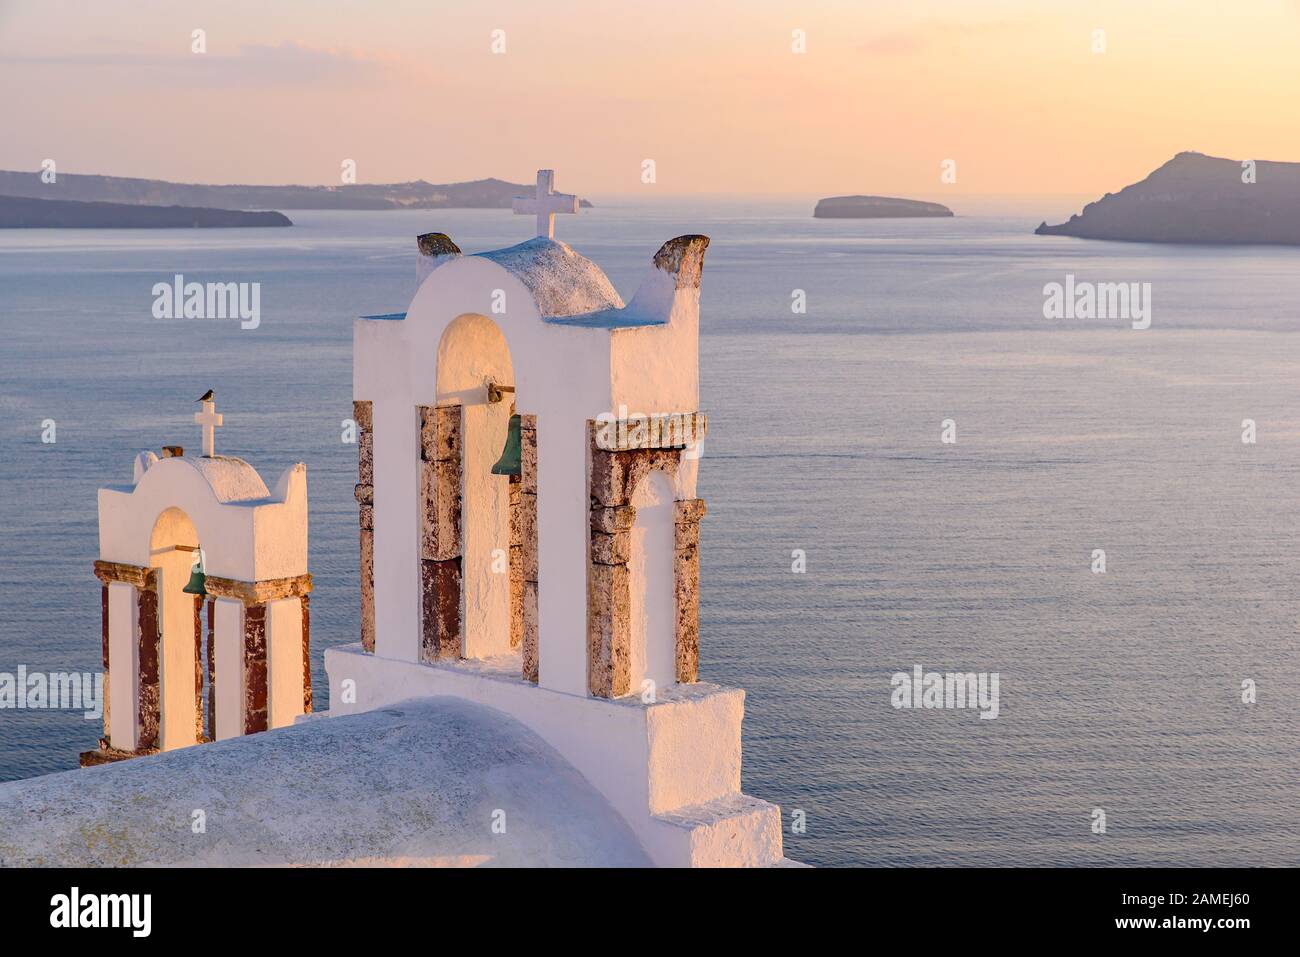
[194,399,223,457]
[513,169,579,240]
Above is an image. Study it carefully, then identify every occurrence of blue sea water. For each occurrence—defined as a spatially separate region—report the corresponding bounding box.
[1,201,1298,867]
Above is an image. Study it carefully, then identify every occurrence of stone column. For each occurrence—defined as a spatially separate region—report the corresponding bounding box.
[99,584,110,741]
[355,399,375,653]
[242,603,268,735]
[588,504,634,697]
[137,569,161,751]
[204,573,313,737]
[206,600,217,742]
[674,499,706,683]
[509,415,540,682]
[585,417,707,698]
[419,404,463,662]
[301,593,313,714]
[193,594,204,742]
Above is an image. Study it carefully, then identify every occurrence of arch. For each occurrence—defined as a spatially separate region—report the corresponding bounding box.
[433,313,517,659]
[148,506,203,751]
[628,471,676,696]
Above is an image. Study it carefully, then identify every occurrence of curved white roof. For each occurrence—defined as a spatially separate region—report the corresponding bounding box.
[0,699,650,866]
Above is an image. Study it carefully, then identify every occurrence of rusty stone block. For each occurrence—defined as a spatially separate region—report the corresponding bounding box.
[675,498,707,524]
[591,530,631,566]
[243,604,268,735]
[520,418,538,494]
[420,404,462,463]
[359,502,374,532]
[674,519,700,551]
[522,580,539,683]
[591,505,636,534]
[587,561,630,698]
[518,492,538,581]
[358,432,373,486]
[360,527,375,653]
[589,445,626,507]
[509,554,524,650]
[421,459,461,561]
[354,482,373,506]
[421,558,461,662]
[352,400,373,432]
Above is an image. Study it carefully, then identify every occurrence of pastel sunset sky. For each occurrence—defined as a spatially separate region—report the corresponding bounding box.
[1,0,1296,195]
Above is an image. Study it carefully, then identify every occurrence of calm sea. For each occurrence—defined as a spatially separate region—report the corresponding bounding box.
[1,200,1298,867]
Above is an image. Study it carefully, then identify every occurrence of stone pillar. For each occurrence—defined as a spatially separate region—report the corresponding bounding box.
[206,600,217,742]
[242,603,268,735]
[204,574,313,737]
[137,570,161,750]
[355,399,375,653]
[585,417,707,698]
[509,415,540,682]
[588,505,634,697]
[419,404,463,662]
[192,594,204,742]
[99,584,110,740]
[674,499,706,683]
[301,593,313,714]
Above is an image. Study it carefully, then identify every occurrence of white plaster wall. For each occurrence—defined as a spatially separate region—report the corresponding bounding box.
[324,646,778,866]
[629,471,676,696]
[355,258,614,696]
[436,314,513,658]
[609,276,700,415]
[267,597,304,730]
[98,458,307,583]
[107,583,139,751]
[214,599,243,741]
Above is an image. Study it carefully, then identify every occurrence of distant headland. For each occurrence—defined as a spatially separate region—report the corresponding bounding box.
[814,195,954,219]
[0,194,292,228]
[0,170,594,212]
[1036,152,1300,245]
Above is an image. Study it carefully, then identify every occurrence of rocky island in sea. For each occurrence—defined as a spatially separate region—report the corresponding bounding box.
[814,195,954,218]
[0,169,594,211]
[1036,151,1300,245]
[0,194,292,228]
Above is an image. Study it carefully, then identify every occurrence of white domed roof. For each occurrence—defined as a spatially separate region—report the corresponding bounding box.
[476,237,624,318]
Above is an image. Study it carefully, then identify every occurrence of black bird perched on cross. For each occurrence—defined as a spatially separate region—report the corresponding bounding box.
[196,389,214,402]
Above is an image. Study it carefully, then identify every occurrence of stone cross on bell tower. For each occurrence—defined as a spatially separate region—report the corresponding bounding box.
[512,169,580,239]
[194,399,223,457]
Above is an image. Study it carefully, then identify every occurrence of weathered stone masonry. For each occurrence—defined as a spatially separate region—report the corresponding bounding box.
[354,400,375,653]
[510,415,539,682]
[585,417,706,698]
[419,404,463,662]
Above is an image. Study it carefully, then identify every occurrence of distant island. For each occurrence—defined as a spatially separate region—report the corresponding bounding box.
[0,194,292,228]
[1036,152,1300,245]
[814,195,954,219]
[0,170,594,211]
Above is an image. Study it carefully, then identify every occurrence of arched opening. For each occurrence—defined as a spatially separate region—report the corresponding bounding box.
[628,471,676,696]
[148,507,203,750]
[435,313,517,659]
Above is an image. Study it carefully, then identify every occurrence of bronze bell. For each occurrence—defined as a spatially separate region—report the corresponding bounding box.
[491,413,523,476]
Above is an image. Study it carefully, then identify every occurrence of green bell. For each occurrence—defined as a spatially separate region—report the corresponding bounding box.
[182,553,207,596]
[491,413,523,476]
